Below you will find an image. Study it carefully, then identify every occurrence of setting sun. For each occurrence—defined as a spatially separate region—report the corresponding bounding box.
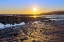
[33,7,37,12]
[33,7,37,15]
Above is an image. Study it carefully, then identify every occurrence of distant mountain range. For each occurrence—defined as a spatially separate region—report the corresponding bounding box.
[41,10,64,15]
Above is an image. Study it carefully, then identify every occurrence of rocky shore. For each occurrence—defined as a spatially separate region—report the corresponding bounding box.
[0,21,64,42]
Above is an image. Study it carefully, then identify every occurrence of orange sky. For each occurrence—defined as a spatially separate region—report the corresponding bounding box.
[0,0,64,14]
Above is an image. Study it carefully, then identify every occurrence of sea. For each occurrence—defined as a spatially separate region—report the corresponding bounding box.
[0,15,64,28]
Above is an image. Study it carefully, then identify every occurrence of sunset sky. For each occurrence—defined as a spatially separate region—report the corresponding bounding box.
[0,0,64,14]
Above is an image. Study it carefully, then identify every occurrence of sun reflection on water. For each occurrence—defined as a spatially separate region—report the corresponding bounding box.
[33,16,37,18]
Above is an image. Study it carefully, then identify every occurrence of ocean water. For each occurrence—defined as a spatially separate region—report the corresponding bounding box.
[41,15,64,18]
[0,15,64,28]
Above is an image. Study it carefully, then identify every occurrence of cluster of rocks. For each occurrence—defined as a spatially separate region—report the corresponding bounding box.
[0,16,41,25]
[0,21,64,42]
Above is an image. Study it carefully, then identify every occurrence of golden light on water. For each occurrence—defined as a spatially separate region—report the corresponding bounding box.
[33,16,37,18]
[29,16,37,18]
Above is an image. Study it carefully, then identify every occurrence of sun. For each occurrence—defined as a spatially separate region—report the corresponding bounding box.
[33,7,37,12]
[33,7,37,15]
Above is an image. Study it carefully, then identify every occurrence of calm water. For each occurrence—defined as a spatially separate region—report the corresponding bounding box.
[41,15,64,18]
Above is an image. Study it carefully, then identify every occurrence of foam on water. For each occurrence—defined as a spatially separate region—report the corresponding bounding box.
[0,22,25,28]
